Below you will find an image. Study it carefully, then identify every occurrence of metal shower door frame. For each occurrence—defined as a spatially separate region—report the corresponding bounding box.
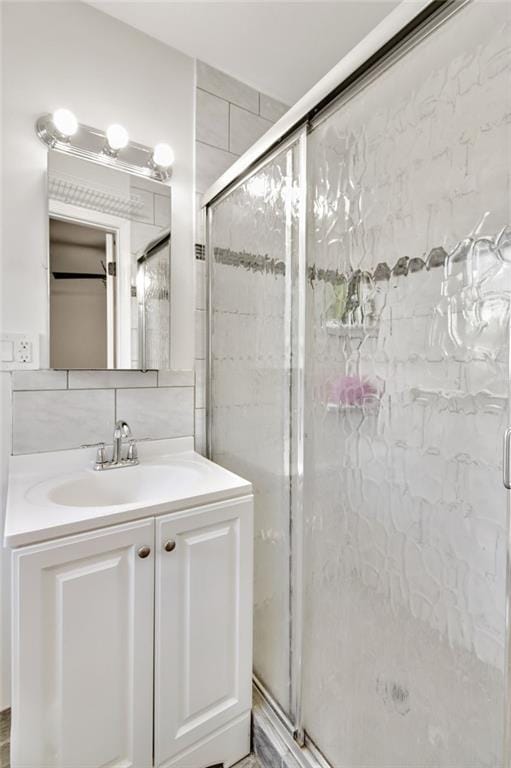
[205,125,308,737]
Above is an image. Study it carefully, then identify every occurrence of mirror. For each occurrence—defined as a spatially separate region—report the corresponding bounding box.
[48,150,171,369]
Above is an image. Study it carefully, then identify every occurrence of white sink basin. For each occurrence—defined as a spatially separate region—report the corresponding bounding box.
[27,460,207,508]
[5,438,252,547]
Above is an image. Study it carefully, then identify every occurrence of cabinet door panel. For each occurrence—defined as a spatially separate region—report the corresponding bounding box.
[155,497,253,766]
[12,519,154,768]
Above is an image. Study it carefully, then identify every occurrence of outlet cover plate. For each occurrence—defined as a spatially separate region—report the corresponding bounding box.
[0,333,39,370]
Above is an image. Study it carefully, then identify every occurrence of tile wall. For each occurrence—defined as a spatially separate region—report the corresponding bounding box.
[9,369,194,455]
[194,61,288,452]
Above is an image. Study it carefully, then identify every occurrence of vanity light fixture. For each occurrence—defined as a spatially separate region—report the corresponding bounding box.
[151,142,175,170]
[105,124,129,156]
[36,108,79,146]
[36,110,173,183]
[52,108,78,139]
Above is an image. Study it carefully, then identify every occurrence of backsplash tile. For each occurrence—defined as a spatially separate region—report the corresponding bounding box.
[68,370,158,389]
[195,360,206,409]
[11,370,67,391]
[13,389,114,454]
[195,408,206,455]
[157,369,195,387]
[9,369,195,455]
[116,387,194,440]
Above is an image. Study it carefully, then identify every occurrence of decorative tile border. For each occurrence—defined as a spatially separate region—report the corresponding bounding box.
[214,246,286,276]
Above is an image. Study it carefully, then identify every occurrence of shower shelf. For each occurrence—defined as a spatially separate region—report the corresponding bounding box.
[325,320,379,339]
[326,400,381,413]
[405,386,506,412]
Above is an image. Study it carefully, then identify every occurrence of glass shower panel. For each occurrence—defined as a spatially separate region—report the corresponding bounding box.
[303,2,511,766]
[209,143,300,714]
[137,241,170,369]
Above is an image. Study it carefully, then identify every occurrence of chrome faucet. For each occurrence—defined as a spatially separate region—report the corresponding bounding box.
[112,420,131,464]
[86,420,139,471]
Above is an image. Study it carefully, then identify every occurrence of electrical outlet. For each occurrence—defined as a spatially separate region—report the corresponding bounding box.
[1,333,39,369]
[15,339,32,364]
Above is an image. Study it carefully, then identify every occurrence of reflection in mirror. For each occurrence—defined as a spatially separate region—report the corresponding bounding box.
[48,150,171,369]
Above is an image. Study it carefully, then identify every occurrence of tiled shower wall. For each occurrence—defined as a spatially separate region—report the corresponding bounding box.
[194,61,288,452]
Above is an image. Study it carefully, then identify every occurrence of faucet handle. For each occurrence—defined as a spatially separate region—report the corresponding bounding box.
[127,439,138,461]
[95,443,106,465]
[81,442,106,468]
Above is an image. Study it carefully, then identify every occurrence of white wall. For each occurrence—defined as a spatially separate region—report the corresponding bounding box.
[1,0,195,370]
[0,372,10,713]
[0,0,196,710]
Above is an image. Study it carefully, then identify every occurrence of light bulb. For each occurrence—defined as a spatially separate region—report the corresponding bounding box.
[152,143,174,168]
[106,124,129,151]
[52,108,78,137]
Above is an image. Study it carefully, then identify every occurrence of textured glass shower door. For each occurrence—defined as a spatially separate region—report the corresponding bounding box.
[302,2,511,766]
[208,139,302,717]
[137,242,171,369]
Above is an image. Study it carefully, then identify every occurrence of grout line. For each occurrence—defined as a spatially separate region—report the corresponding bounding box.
[10,384,174,393]
[197,86,230,111]
[228,100,273,125]
[228,102,231,152]
[12,387,68,393]
[196,138,239,158]
[196,85,259,117]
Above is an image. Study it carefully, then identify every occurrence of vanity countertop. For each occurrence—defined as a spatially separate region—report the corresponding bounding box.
[5,437,252,547]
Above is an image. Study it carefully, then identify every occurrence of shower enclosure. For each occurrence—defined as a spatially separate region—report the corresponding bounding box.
[206,1,511,765]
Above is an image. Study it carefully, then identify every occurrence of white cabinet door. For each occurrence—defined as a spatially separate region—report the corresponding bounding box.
[11,518,155,768]
[155,497,253,767]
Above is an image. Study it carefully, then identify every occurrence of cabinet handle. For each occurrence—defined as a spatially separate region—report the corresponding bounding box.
[137,545,151,559]
[164,540,176,553]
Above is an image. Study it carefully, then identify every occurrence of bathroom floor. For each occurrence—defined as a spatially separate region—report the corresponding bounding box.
[234,756,262,767]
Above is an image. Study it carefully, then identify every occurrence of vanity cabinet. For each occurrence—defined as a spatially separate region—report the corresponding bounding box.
[155,500,253,767]
[11,497,253,768]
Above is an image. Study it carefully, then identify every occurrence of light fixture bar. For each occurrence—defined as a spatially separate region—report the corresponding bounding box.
[36,113,172,183]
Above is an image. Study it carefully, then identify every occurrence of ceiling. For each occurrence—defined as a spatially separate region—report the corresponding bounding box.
[87,1,400,105]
